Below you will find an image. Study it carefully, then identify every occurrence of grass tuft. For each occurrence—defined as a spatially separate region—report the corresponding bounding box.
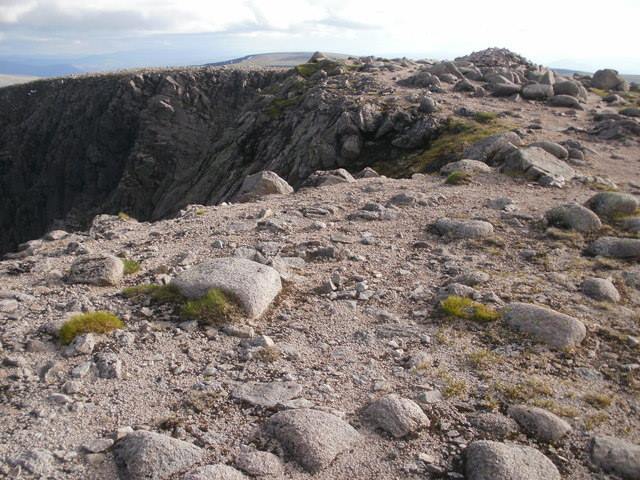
[181,288,242,325]
[440,295,500,322]
[122,284,185,304]
[583,392,613,409]
[59,311,124,344]
[445,171,472,185]
[118,212,132,221]
[122,258,141,275]
[474,111,498,124]
[468,349,502,370]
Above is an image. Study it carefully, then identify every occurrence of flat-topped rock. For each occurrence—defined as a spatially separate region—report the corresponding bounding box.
[591,436,640,479]
[501,147,575,185]
[114,431,203,480]
[301,168,355,188]
[171,258,281,319]
[231,381,302,408]
[67,253,124,286]
[265,408,360,473]
[463,132,522,164]
[507,405,571,443]
[434,218,494,239]
[587,237,640,259]
[503,302,586,349]
[545,203,602,232]
[465,440,560,480]
[363,394,430,438]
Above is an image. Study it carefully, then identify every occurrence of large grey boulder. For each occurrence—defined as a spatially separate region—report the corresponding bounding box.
[522,83,554,101]
[503,302,586,349]
[554,80,586,99]
[586,192,639,219]
[67,254,124,286]
[501,147,575,184]
[440,159,493,175]
[591,436,640,479]
[545,203,602,233]
[507,405,571,443]
[465,441,560,480]
[114,431,203,480]
[549,94,583,109]
[363,394,430,438]
[592,69,629,92]
[582,277,620,302]
[233,171,293,202]
[587,237,640,259]
[433,218,494,239]
[463,132,522,164]
[171,258,281,319]
[265,408,360,473]
[184,464,247,480]
[490,82,522,97]
[231,381,302,408]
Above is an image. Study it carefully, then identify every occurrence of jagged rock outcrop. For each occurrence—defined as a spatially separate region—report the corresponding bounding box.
[0,64,442,254]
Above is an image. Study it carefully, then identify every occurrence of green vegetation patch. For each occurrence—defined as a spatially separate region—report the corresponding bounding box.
[59,311,124,344]
[122,284,185,304]
[445,171,472,185]
[181,288,242,325]
[474,111,499,124]
[122,258,141,275]
[374,117,511,177]
[265,96,302,119]
[440,295,501,322]
[295,59,345,78]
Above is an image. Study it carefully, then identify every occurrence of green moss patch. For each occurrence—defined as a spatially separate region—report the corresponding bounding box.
[445,171,472,185]
[440,295,500,322]
[59,311,124,344]
[374,117,511,177]
[474,111,499,124]
[181,288,242,325]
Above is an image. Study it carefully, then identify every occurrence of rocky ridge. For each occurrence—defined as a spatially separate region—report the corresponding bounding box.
[1,48,640,479]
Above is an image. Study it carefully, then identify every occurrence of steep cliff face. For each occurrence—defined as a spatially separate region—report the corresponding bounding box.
[0,62,441,254]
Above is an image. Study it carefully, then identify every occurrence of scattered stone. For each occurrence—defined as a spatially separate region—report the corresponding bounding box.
[302,169,355,188]
[440,159,492,175]
[67,254,124,286]
[530,141,568,160]
[465,441,560,480]
[469,413,519,440]
[95,352,123,379]
[235,448,284,477]
[83,438,115,453]
[231,381,303,408]
[184,464,247,480]
[549,94,583,109]
[522,83,554,101]
[113,431,203,480]
[171,258,282,319]
[363,394,430,438]
[354,167,380,179]
[507,405,571,443]
[265,408,360,473]
[545,203,602,232]
[582,277,620,302]
[234,171,293,202]
[433,218,494,239]
[590,436,640,479]
[503,302,586,349]
[10,448,55,476]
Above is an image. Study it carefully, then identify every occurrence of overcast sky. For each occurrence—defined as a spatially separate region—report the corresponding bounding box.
[1,0,639,73]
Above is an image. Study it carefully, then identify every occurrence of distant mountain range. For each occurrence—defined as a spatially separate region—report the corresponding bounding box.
[1,52,639,87]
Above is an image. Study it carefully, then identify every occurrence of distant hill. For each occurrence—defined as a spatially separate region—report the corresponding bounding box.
[0,74,39,88]
[553,67,639,83]
[0,59,82,78]
[204,52,350,69]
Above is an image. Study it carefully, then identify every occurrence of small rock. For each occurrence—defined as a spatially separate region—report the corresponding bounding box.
[586,192,639,220]
[433,218,494,239]
[364,394,430,438]
[590,436,640,479]
[232,381,302,408]
[507,405,571,443]
[587,237,640,259]
[545,203,602,233]
[235,448,284,477]
[184,464,247,480]
[67,254,124,286]
[465,441,560,480]
[582,277,620,302]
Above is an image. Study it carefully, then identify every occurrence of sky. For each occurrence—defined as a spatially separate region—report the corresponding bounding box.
[1,0,639,74]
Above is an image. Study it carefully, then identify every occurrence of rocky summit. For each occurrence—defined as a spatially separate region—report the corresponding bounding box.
[1,48,640,479]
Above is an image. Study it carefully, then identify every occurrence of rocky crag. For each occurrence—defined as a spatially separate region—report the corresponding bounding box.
[1,48,640,479]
